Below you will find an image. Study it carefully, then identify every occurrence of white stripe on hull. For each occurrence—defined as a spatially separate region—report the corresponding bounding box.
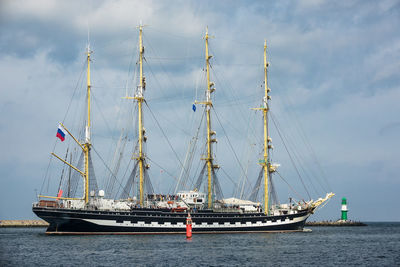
[82,214,309,229]
[46,229,306,235]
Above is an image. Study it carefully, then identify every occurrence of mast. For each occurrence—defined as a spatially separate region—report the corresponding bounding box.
[84,44,92,204]
[252,40,270,214]
[262,40,269,215]
[68,152,72,198]
[197,27,217,208]
[123,24,147,206]
[205,27,213,209]
[42,45,96,203]
[137,24,145,206]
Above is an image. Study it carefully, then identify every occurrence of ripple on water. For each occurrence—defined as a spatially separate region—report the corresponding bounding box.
[0,223,399,266]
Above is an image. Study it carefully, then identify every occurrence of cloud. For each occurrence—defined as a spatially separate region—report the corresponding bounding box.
[379,121,400,136]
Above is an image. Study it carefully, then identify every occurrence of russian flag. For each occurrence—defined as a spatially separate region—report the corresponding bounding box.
[56,125,67,142]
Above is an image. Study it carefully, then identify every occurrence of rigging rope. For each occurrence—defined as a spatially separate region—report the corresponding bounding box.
[120,161,138,199]
[272,95,331,193]
[275,170,303,201]
[61,151,83,198]
[212,169,224,200]
[91,89,117,142]
[40,61,87,196]
[91,145,131,199]
[105,130,125,195]
[143,32,194,132]
[270,113,311,199]
[270,111,321,196]
[62,61,87,123]
[88,151,99,195]
[248,168,263,202]
[284,96,332,192]
[144,165,155,195]
[193,163,207,191]
[57,148,69,194]
[146,156,178,182]
[208,46,260,144]
[175,109,206,193]
[144,101,186,172]
[115,156,133,199]
[269,175,279,206]
[219,167,238,189]
[212,106,253,192]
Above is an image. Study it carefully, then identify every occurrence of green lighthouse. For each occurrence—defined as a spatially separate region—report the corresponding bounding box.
[341,197,348,221]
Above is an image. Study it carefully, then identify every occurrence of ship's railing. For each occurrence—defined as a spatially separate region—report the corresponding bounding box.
[33,200,61,208]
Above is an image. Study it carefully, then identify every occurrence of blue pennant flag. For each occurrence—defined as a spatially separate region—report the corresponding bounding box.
[192,104,196,112]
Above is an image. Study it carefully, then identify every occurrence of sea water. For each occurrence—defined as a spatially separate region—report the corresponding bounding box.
[0,222,399,266]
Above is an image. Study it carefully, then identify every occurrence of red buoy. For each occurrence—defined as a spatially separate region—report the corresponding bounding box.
[186,213,192,238]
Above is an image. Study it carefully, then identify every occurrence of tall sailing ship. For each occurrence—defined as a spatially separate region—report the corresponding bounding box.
[32,26,334,234]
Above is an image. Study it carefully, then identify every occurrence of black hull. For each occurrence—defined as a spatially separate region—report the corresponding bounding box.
[32,206,311,235]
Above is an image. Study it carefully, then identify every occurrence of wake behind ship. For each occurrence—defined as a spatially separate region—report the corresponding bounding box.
[33,25,333,234]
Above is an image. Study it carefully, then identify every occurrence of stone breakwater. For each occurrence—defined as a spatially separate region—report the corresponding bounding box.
[0,220,49,227]
[306,221,367,226]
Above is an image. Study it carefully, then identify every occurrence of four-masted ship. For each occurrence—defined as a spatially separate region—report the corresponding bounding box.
[32,26,334,234]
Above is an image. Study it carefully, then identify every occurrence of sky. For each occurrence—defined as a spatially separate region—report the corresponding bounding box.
[0,0,399,221]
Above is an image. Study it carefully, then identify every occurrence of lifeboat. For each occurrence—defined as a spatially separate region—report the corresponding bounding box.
[171,207,187,212]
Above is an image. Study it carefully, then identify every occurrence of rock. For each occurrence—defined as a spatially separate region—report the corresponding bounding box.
[305,220,367,226]
[0,220,49,227]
